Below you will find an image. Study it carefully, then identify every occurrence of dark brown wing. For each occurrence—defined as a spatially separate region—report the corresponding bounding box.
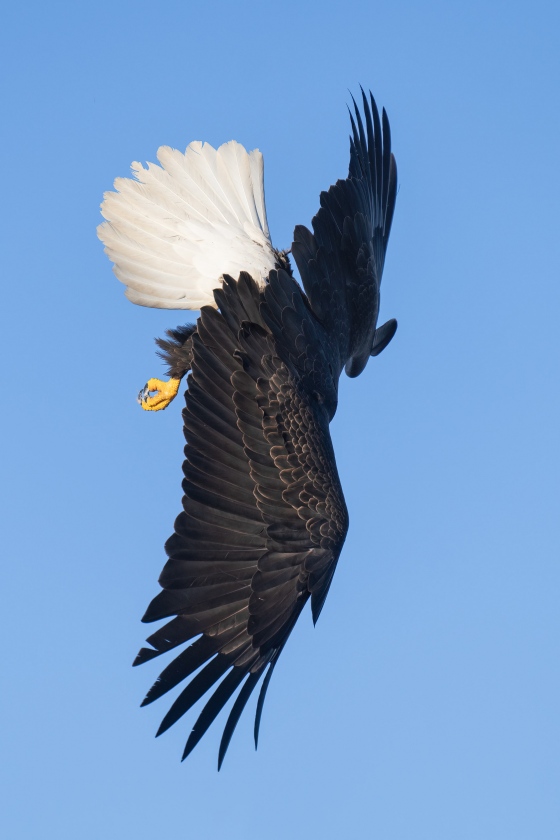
[292,89,398,379]
[134,273,348,767]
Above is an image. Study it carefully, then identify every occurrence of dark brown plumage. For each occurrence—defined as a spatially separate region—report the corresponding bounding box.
[134,90,398,767]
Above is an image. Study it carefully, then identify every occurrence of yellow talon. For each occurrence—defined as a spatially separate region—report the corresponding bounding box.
[138,377,181,411]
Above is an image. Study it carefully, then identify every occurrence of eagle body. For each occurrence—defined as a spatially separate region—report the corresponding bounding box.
[98,90,397,767]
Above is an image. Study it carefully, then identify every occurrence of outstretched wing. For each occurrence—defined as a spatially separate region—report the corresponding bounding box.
[292,89,398,378]
[98,141,276,309]
[135,273,348,766]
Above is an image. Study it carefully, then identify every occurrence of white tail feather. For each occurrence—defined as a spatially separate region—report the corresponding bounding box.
[98,140,276,309]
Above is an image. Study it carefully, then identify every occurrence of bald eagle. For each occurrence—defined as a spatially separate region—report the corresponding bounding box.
[98,90,397,768]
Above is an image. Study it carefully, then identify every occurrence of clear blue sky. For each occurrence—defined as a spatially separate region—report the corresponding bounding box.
[2,2,559,838]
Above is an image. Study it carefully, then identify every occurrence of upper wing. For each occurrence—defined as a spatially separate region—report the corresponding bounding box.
[291,89,398,378]
[98,141,276,309]
[135,273,348,766]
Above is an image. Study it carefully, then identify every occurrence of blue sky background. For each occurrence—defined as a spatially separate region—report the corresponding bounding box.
[2,1,559,838]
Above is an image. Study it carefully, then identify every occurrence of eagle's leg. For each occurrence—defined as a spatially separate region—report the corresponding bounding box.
[138,377,181,411]
[138,323,197,412]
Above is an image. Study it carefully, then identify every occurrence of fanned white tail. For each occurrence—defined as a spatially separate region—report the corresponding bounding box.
[98,140,276,309]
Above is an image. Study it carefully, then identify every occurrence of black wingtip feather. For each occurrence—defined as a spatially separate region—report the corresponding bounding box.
[217,670,262,770]
[347,107,360,156]
[141,634,223,707]
[181,666,247,762]
[133,647,159,666]
[254,658,279,749]
[384,154,398,240]
[349,94,368,178]
[156,655,231,737]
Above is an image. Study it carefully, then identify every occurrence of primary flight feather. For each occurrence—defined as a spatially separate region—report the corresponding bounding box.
[98,89,398,768]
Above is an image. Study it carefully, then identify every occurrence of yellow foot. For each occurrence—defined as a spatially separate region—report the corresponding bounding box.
[138,377,181,411]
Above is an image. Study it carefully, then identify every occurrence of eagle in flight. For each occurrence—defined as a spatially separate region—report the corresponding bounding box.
[98,89,397,768]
